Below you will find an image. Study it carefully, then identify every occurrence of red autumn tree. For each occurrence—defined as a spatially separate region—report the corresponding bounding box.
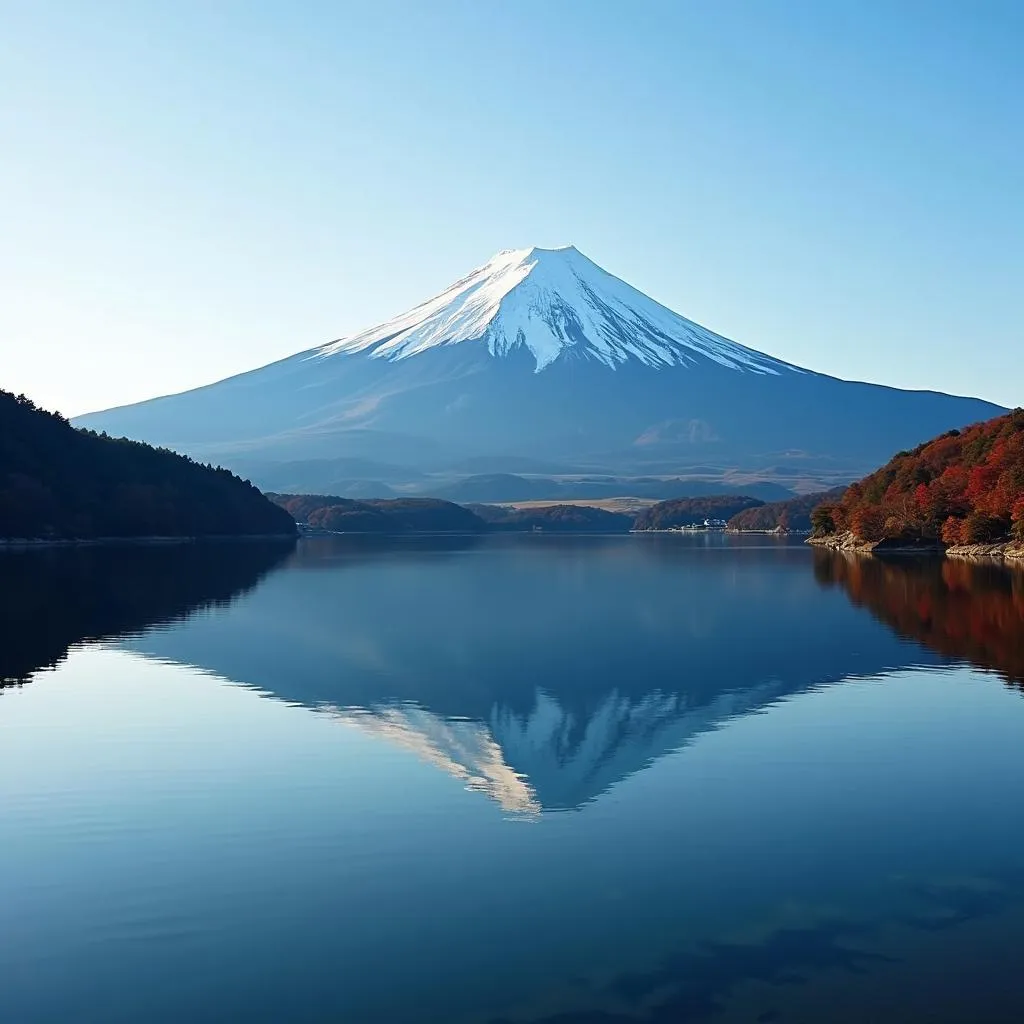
[941,516,965,545]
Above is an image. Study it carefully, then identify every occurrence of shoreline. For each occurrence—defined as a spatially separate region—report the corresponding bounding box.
[807,531,1024,561]
[725,528,810,536]
[1,534,297,551]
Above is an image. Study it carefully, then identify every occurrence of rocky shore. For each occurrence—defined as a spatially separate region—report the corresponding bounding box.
[945,540,1024,560]
[807,531,1024,561]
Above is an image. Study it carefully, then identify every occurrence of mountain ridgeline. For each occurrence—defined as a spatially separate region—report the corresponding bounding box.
[0,390,296,541]
[73,246,1005,493]
[270,492,797,534]
[811,410,1024,548]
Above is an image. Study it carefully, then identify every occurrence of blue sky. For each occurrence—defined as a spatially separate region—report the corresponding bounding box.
[1,0,1020,416]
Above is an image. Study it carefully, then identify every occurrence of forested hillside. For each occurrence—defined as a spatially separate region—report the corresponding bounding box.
[811,410,1024,545]
[728,487,847,532]
[0,391,296,540]
[269,494,487,533]
[467,504,633,533]
[633,495,763,531]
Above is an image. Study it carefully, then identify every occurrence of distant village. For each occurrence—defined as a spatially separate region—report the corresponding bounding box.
[671,518,729,531]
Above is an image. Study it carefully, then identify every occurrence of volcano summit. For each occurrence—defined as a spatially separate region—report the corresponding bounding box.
[76,246,1003,487]
[316,245,791,374]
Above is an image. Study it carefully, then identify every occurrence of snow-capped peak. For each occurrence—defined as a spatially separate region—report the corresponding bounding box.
[317,245,794,374]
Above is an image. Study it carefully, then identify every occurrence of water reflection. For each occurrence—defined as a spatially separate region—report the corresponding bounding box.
[121,535,936,812]
[0,541,294,687]
[7,538,1024,815]
[332,682,789,815]
[499,870,1024,1024]
[6,538,1024,1024]
[813,551,1024,686]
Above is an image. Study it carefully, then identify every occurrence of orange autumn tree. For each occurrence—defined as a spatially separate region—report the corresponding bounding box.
[811,409,1024,545]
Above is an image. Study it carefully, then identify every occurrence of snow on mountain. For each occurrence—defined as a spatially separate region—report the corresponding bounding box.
[317,245,795,374]
[321,681,791,814]
[328,703,541,816]
[72,243,1006,482]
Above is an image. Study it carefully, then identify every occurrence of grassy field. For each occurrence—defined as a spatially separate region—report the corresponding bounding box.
[488,497,660,515]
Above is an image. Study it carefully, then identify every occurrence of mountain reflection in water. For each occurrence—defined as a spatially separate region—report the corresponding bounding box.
[6,537,1024,815]
[122,535,935,812]
[7,536,1024,1024]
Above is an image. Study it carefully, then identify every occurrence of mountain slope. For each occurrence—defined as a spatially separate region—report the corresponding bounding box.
[74,246,1006,486]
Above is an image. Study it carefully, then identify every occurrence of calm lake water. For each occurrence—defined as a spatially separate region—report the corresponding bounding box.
[3,535,1024,1023]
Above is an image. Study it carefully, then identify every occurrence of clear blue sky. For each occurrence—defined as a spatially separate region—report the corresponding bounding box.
[2,0,1021,416]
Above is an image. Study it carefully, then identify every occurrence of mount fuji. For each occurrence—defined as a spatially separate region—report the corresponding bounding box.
[75,245,1004,490]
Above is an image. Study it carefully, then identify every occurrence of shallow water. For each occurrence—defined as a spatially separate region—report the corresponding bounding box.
[2,535,1024,1023]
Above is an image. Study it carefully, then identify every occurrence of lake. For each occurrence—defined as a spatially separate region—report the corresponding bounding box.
[2,535,1024,1023]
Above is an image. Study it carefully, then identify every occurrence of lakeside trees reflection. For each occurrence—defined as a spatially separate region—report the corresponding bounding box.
[0,541,294,687]
[814,551,1024,685]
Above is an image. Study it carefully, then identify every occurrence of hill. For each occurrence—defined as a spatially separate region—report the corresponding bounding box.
[0,391,296,541]
[74,246,1004,485]
[269,494,486,533]
[728,487,847,532]
[810,410,1024,547]
[633,495,763,531]
[467,504,633,533]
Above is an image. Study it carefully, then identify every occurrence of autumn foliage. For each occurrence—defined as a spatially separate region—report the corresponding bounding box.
[812,410,1024,546]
